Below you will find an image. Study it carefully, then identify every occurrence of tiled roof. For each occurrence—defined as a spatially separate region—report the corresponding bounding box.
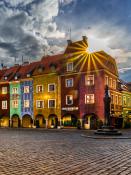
[0,65,21,82]
[33,54,64,75]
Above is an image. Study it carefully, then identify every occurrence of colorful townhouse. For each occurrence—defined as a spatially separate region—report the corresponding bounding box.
[0,68,10,127]
[61,36,123,129]
[18,61,39,127]
[32,55,62,128]
[0,36,130,129]
[121,81,131,127]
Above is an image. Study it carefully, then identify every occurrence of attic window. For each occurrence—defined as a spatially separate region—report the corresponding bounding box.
[50,63,57,72]
[27,73,30,78]
[38,65,44,73]
[14,76,18,80]
[4,76,7,80]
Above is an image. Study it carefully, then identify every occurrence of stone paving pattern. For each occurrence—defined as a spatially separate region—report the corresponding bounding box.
[0,129,131,175]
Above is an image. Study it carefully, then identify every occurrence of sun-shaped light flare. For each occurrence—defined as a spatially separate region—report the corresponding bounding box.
[65,40,110,75]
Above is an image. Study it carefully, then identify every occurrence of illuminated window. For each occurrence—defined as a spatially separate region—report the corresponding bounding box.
[115,95,118,105]
[66,78,73,87]
[85,75,94,86]
[113,80,116,89]
[24,86,29,93]
[66,95,73,105]
[118,96,122,105]
[2,87,7,94]
[85,94,94,104]
[48,99,56,108]
[12,100,18,108]
[109,78,112,88]
[67,62,73,72]
[36,85,43,93]
[48,84,55,92]
[24,100,30,108]
[105,76,108,85]
[12,87,18,94]
[36,100,44,108]
[2,101,7,109]
[123,96,126,106]
[111,94,114,104]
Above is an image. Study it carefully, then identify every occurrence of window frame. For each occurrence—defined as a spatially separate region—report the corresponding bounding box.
[85,94,95,104]
[24,100,30,108]
[24,86,30,94]
[48,99,56,108]
[36,100,44,109]
[66,95,73,105]
[85,75,94,86]
[36,85,43,93]
[65,78,74,87]
[2,100,7,109]
[2,87,7,94]
[67,62,73,72]
[48,83,56,92]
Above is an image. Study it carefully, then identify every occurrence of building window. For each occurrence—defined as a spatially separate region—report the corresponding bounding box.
[48,99,56,108]
[2,87,7,94]
[66,95,73,105]
[85,94,94,104]
[24,86,29,93]
[118,96,122,105]
[109,78,112,88]
[48,84,55,92]
[12,100,18,108]
[24,100,30,108]
[67,62,73,72]
[12,87,18,94]
[105,76,108,85]
[2,101,7,109]
[113,80,116,89]
[66,78,73,87]
[36,100,44,108]
[123,96,126,106]
[85,75,94,86]
[36,85,43,93]
[111,94,114,104]
[115,95,118,105]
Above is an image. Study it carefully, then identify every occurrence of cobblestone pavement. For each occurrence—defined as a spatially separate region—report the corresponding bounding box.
[0,128,131,175]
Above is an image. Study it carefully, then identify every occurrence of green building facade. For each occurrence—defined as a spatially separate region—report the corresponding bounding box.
[10,81,21,127]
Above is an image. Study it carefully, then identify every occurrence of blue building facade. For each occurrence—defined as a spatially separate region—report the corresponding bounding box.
[21,79,33,118]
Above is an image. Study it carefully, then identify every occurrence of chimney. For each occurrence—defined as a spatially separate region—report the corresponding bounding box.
[67,40,72,45]
[82,36,88,41]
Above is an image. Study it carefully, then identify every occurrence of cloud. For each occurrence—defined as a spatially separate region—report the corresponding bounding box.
[0,0,65,66]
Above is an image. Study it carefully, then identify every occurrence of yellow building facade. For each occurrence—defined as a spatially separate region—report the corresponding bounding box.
[33,73,61,128]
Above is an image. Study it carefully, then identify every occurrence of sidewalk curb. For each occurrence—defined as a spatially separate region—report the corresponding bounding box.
[81,134,131,139]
